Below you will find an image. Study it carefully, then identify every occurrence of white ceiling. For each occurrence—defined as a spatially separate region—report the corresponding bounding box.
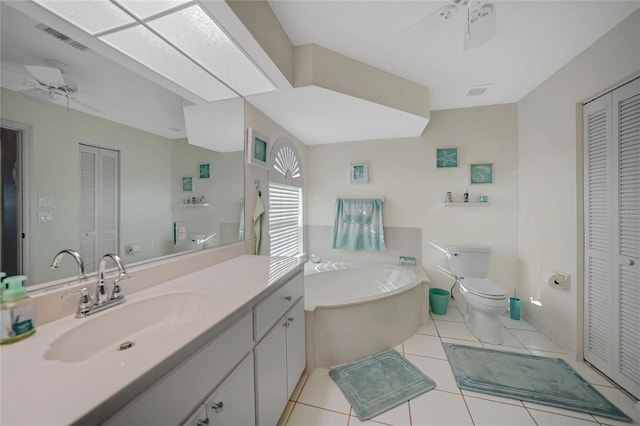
[266,1,640,111]
[2,1,638,146]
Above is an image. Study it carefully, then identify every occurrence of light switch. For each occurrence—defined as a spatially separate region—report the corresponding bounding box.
[38,196,53,207]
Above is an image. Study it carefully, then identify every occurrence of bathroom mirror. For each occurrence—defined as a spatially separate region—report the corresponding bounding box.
[0,3,245,287]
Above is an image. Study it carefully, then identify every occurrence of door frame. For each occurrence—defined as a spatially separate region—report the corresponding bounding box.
[1,119,32,279]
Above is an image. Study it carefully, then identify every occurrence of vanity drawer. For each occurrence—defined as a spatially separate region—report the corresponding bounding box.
[105,312,252,426]
[254,272,303,341]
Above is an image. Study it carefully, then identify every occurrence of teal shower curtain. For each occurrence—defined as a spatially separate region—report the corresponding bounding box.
[332,198,385,251]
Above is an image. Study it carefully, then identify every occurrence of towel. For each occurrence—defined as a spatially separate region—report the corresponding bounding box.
[332,198,385,251]
[253,196,265,255]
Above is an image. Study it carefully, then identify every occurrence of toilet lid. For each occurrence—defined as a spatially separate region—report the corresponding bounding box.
[460,278,506,299]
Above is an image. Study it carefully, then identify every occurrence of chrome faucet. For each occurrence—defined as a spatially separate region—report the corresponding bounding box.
[50,249,86,280]
[97,253,128,303]
[62,253,129,318]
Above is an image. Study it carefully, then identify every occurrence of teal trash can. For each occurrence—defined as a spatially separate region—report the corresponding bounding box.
[429,288,450,315]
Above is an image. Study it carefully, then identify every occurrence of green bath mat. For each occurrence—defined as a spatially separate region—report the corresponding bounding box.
[443,343,632,422]
[329,349,436,421]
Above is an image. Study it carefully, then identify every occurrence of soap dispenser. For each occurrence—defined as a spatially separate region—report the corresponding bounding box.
[0,275,36,344]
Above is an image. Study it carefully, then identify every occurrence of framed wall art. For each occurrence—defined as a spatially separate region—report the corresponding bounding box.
[247,127,269,169]
[199,163,210,179]
[182,176,194,192]
[436,147,458,168]
[470,163,494,184]
[350,161,368,184]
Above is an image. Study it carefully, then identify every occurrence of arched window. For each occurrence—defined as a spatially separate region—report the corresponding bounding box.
[268,138,303,257]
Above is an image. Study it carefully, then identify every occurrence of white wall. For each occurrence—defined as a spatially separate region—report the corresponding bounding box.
[517,10,640,356]
[305,104,519,296]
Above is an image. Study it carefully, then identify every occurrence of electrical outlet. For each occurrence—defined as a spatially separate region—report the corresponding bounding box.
[38,211,53,223]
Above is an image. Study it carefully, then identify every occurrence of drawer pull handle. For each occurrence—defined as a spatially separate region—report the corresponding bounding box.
[284,295,292,301]
[197,418,209,426]
[283,321,290,328]
[288,316,295,323]
[211,401,224,414]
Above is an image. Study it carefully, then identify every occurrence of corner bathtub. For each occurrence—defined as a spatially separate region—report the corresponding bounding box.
[304,261,429,369]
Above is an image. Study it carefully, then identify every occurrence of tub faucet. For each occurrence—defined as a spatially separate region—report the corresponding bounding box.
[50,249,86,280]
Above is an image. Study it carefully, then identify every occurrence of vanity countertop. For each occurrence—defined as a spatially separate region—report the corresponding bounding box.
[0,255,304,426]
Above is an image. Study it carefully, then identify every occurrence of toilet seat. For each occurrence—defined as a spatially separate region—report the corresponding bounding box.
[460,278,507,300]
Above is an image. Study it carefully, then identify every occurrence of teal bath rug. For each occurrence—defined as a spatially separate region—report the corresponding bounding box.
[329,349,436,421]
[443,343,631,422]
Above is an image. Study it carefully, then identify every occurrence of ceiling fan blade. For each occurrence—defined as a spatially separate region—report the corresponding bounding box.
[402,4,457,39]
[24,65,66,87]
[20,88,56,105]
[463,3,497,50]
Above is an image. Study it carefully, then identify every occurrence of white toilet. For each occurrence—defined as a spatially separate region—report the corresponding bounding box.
[446,245,508,344]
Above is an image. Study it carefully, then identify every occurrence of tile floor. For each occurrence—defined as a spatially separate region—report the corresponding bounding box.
[278,304,640,426]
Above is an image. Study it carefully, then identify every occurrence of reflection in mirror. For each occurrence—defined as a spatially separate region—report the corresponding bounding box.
[0,3,245,287]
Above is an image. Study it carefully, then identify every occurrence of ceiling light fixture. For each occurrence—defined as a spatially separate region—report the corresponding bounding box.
[31,0,276,102]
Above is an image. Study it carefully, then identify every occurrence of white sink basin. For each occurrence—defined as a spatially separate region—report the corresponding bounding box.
[44,291,211,363]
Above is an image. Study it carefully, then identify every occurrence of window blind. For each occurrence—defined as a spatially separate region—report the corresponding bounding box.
[268,182,302,257]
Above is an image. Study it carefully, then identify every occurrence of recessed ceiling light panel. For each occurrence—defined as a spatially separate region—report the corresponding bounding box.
[148,5,275,96]
[114,0,191,20]
[100,25,236,102]
[34,0,134,35]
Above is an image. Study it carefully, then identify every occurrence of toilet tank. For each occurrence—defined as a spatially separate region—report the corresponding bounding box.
[446,245,491,278]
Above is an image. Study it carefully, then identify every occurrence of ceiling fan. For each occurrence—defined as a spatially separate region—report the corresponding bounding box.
[404,0,497,51]
[20,62,101,113]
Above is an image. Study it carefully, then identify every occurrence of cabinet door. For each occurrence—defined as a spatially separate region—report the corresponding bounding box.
[286,299,306,398]
[182,404,207,426]
[205,355,255,426]
[255,316,288,426]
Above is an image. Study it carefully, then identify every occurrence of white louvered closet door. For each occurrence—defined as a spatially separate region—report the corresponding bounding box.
[79,145,119,273]
[584,77,640,399]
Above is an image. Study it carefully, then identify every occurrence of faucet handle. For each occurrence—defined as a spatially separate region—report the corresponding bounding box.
[62,287,93,317]
[110,275,129,301]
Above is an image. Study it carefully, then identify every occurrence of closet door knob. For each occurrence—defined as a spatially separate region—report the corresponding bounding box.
[211,401,224,414]
[288,316,295,323]
[284,295,292,301]
[627,259,635,266]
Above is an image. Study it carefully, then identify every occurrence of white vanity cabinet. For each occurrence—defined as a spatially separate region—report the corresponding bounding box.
[254,272,305,426]
[105,313,253,426]
[182,354,255,426]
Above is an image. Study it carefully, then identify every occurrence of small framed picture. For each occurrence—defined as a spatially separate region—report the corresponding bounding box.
[199,163,210,179]
[350,161,368,184]
[247,127,269,169]
[470,163,494,184]
[182,176,194,192]
[437,147,458,168]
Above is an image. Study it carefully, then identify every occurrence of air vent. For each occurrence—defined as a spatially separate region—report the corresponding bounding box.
[464,84,492,97]
[35,24,89,51]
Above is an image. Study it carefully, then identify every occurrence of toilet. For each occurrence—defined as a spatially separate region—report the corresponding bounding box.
[446,245,508,344]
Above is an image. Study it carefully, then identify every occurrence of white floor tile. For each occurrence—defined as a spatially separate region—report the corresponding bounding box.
[522,401,598,422]
[297,368,351,414]
[405,354,460,394]
[286,403,350,426]
[500,315,538,331]
[496,328,526,348]
[394,344,403,355]
[465,396,536,425]
[509,329,564,353]
[527,351,614,388]
[430,306,464,323]
[415,321,438,336]
[528,408,599,425]
[482,343,530,354]
[434,320,479,342]
[403,333,447,359]
[410,390,473,426]
[591,385,640,425]
[349,402,410,425]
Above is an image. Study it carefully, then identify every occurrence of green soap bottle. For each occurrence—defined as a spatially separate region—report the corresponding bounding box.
[1,275,36,344]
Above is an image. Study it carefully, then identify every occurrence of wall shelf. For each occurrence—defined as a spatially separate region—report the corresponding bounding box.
[180,203,209,207]
[441,202,490,207]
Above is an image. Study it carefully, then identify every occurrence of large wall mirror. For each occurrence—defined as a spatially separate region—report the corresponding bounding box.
[0,2,245,287]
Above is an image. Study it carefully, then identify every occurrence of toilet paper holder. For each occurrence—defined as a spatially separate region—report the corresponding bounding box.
[542,271,570,291]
